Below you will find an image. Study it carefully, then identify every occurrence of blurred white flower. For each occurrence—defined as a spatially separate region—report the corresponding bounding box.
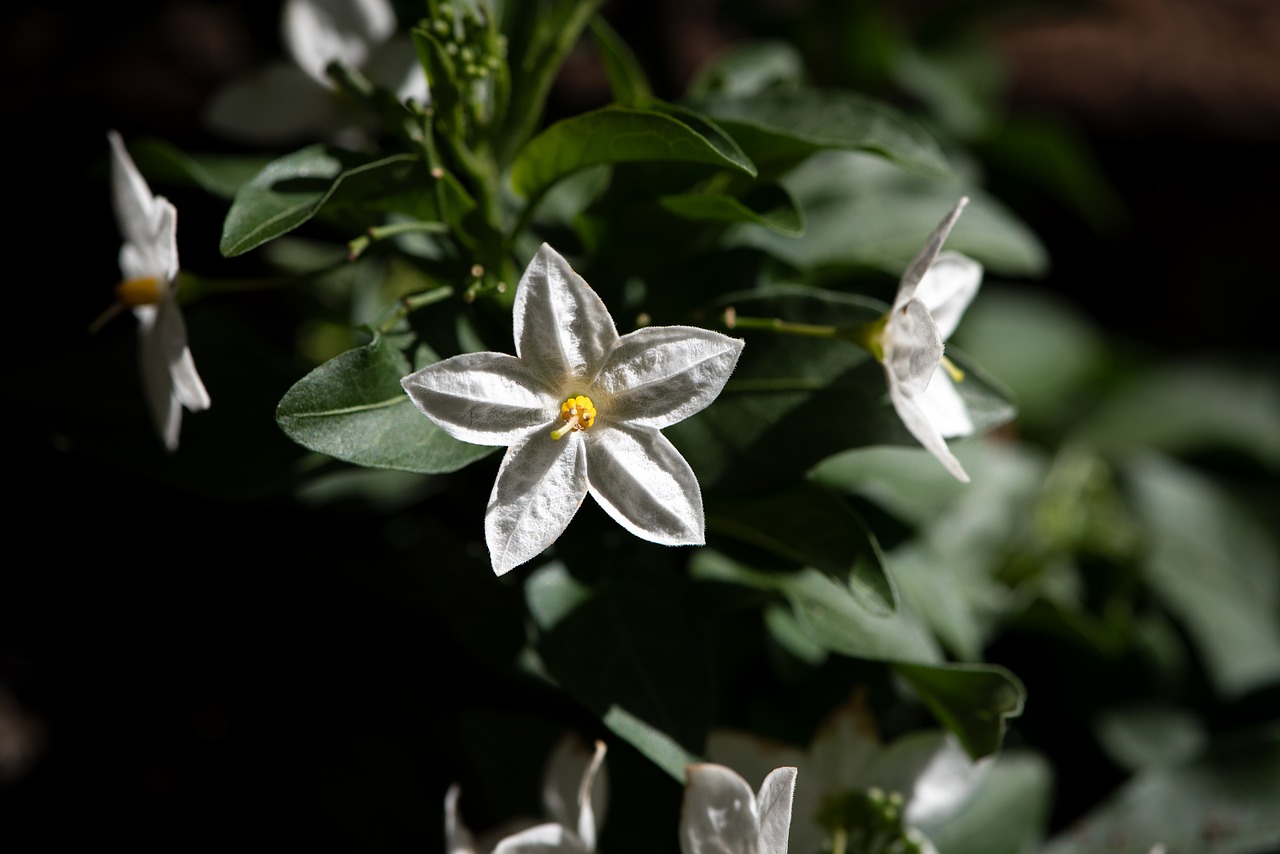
[105,130,210,451]
[401,243,744,575]
[874,197,984,483]
[447,738,608,854]
[709,698,988,854]
[679,762,797,854]
[205,0,429,144]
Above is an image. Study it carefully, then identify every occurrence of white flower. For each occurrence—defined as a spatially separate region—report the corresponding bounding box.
[107,130,210,451]
[708,699,988,854]
[679,763,797,854]
[205,0,428,144]
[401,243,744,575]
[876,197,984,483]
[447,738,607,854]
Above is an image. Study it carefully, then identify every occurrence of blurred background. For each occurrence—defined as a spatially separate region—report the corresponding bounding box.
[3,0,1278,850]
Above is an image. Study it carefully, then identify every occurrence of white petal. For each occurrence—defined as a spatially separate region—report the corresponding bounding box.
[364,35,431,104]
[914,251,982,342]
[917,369,972,439]
[888,379,970,483]
[109,133,178,283]
[491,823,587,854]
[486,433,588,575]
[401,352,557,446]
[596,326,744,430]
[445,785,480,854]
[203,64,338,144]
[897,737,987,828]
[139,299,209,451]
[514,245,618,391]
[680,763,761,854]
[541,738,608,850]
[895,198,968,311]
[755,767,797,854]
[885,300,942,398]
[586,424,704,546]
[573,741,607,851]
[707,734,815,854]
[283,0,395,86]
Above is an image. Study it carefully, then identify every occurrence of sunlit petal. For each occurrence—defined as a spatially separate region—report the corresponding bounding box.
[402,352,557,446]
[587,424,704,546]
[915,251,982,341]
[680,764,762,854]
[486,433,588,575]
[888,381,970,483]
[283,0,395,86]
[896,197,968,310]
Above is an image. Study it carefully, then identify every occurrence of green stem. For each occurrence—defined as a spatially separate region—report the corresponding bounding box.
[348,221,450,260]
[377,286,456,334]
[724,311,840,338]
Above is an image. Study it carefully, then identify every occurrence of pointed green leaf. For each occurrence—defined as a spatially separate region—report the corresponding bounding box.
[602,705,698,784]
[707,481,896,615]
[128,137,272,199]
[591,16,652,105]
[220,146,423,257]
[509,106,756,200]
[894,661,1026,760]
[275,334,496,473]
[659,184,804,236]
[691,89,949,177]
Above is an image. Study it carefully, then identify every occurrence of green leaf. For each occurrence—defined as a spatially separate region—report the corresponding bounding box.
[893,661,1026,760]
[128,137,272,199]
[659,183,804,236]
[601,705,698,784]
[707,481,897,615]
[275,334,496,473]
[687,40,806,99]
[690,89,949,177]
[1042,725,1280,854]
[590,16,651,105]
[1125,454,1280,698]
[509,106,756,200]
[1094,702,1206,772]
[220,146,423,257]
[920,750,1053,854]
[728,150,1047,278]
[689,548,941,665]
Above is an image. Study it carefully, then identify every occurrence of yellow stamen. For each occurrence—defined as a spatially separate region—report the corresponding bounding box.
[115,276,165,307]
[940,354,965,383]
[550,395,597,440]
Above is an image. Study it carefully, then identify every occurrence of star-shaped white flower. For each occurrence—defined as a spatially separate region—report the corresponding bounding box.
[679,763,797,854]
[447,738,607,854]
[876,197,983,483]
[107,130,210,451]
[205,0,428,144]
[708,699,988,854]
[401,244,744,575]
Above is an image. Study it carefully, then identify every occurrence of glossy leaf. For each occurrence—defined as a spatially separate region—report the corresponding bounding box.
[706,481,896,615]
[276,334,496,473]
[659,184,804,236]
[221,146,425,257]
[591,16,651,105]
[691,88,949,176]
[128,136,272,199]
[509,106,756,200]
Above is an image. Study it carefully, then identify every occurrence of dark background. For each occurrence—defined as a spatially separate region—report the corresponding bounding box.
[3,0,1278,850]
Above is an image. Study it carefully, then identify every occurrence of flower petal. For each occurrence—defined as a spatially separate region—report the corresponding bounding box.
[917,369,973,439]
[680,763,762,854]
[586,424,705,547]
[283,0,395,86]
[364,35,431,104]
[755,767,797,854]
[490,822,587,854]
[444,785,480,854]
[109,132,177,283]
[514,245,619,391]
[885,300,943,398]
[914,251,982,342]
[203,63,338,144]
[596,326,744,430]
[542,737,608,850]
[573,741,607,851]
[895,197,968,312]
[139,299,210,451]
[486,433,588,575]
[401,352,557,446]
[888,378,970,483]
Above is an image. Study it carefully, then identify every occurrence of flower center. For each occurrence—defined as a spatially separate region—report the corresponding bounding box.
[115,276,165,307]
[550,395,596,440]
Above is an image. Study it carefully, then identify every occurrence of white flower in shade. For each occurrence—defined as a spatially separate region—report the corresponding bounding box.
[708,699,988,854]
[401,243,745,575]
[870,197,983,483]
[106,130,210,451]
[679,763,797,854]
[447,738,607,854]
[205,0,428,143]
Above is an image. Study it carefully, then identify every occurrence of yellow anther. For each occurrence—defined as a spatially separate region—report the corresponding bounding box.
[940,354,965,383]
[115,276,164,307]
[550,395,597,440]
